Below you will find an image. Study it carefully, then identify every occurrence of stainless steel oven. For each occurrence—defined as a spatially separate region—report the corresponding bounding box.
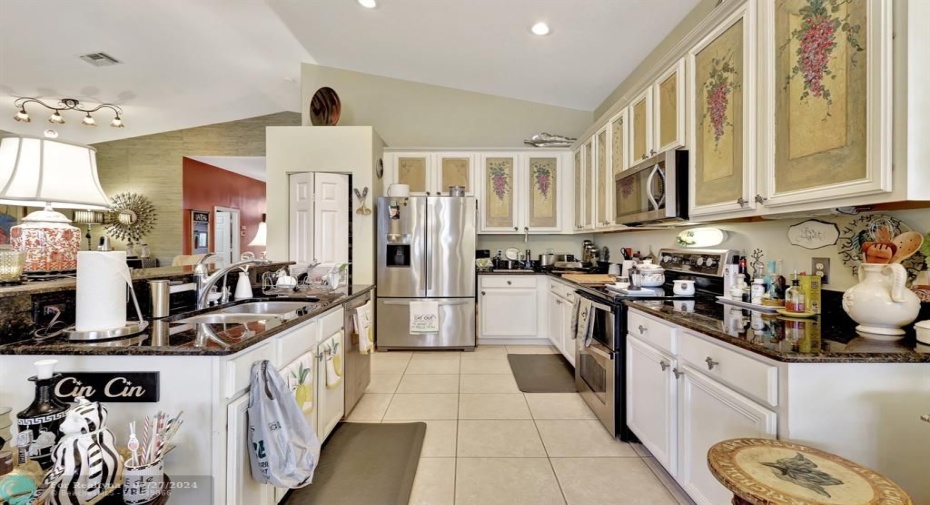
[574,295,618,436]
[614,150,688,225]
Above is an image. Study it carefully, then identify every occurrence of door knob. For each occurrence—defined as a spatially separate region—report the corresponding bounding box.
[705,356,719,370]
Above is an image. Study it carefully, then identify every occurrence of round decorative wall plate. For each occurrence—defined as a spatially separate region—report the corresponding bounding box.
[376,158,384,179]
[309,87,341,126]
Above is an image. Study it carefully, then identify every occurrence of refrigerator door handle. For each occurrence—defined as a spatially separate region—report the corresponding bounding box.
[381,299,473,306]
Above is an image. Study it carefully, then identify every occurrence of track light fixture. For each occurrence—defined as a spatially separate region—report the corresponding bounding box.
[12,97,125,128]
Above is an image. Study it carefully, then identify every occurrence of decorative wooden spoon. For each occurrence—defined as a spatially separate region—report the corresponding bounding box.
[890,231,923,263]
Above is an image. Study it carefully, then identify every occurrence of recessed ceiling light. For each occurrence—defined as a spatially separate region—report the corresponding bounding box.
[531,22,550,36]
[358,0,376,8]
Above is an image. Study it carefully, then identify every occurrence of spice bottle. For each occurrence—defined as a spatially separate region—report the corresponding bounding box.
[751,278,766,305]
[785,274,806,313]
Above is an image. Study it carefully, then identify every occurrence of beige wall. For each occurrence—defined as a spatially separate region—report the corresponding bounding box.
[266,126,383,284]
[301,64,592,148]
[93,112,300,265]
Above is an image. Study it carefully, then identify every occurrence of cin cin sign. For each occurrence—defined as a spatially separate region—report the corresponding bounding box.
[54,372,160,403]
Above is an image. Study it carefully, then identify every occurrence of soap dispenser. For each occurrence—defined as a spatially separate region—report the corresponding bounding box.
[235,270,254,300]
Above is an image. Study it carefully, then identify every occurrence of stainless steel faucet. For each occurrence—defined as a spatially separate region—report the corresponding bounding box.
[192,253,217,302]
[195,259,272,310]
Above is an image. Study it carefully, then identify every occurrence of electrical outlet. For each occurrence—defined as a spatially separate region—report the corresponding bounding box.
[32,296,74,329]
[812,257,830,284]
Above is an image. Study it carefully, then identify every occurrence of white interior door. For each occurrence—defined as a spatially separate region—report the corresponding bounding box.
[214,210,232,268]
[313,173,349,265]
[289,173,314,265]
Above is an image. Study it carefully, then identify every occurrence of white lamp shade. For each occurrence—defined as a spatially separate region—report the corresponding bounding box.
[248,221,267,247]
[0,135,110,210]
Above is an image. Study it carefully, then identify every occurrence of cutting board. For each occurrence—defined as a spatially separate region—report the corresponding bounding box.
[560,274,614,285]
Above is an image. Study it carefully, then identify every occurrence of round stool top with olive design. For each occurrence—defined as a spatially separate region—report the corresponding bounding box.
[707,438,912,505]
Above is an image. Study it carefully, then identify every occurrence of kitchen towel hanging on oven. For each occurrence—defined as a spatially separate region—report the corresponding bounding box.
[571,297,595,347]
[409,300,439,333]
[248,360,320,488]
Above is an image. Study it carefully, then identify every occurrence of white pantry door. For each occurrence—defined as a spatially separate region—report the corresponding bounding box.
[313,173,349,265]
[289,173,314,265]
[214,210,231,268]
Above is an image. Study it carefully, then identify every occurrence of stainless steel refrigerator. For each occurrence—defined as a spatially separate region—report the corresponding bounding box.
[376,196,476,349]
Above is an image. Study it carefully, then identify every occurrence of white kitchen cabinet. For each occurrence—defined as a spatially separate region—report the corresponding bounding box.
[546,280,576,366]
[629,87,654,166]
[677,364,776,505]
[593,125,613,229]
[572,147,585,232]
[227,394,275,505]
[609,109,628,175]
[626,336,677,476]
[478,276,538,340]
[478,152,565,234]
[653,58,686,152]
[570,138,595,233]
[386,152,476,196]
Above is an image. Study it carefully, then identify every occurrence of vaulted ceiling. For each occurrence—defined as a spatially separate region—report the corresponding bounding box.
[0,0,698,145]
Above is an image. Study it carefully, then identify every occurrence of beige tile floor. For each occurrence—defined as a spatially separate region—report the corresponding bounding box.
[349,346,694,505]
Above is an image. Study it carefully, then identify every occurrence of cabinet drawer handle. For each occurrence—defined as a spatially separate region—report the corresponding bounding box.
[637,325,647,334]
[659,360,669,371]
[514,226,518,231]
[673,367,683,379]
[705,357,719,371]
[506,281,512,285]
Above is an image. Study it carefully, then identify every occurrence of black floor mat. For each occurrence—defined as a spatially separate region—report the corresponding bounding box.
[507,353,577,393]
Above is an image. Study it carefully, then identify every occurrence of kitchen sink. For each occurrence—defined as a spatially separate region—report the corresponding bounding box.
[174,313,273,325]
[217,301,315,315]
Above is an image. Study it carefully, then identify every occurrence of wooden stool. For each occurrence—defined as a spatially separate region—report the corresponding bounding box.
[707,438,913,505]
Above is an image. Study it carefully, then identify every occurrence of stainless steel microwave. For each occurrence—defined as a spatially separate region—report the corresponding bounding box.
[614,150,688,225]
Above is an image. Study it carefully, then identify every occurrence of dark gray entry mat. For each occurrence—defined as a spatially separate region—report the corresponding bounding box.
[283,421,426,505]
[507,353,577,393]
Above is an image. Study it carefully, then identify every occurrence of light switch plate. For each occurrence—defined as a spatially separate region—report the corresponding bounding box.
[812,257,830,284]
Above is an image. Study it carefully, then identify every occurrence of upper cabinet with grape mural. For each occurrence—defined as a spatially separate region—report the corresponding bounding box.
[478,152,566,234]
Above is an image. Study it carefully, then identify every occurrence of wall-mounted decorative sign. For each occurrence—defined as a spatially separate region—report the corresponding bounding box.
[54,372,160,403]
[787,219,840,249]
[677,227,729,248]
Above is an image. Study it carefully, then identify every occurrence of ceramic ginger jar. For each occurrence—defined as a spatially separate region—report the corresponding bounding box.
[842,263,920,335]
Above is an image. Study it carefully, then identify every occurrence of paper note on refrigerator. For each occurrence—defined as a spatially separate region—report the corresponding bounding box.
[409,301,440,333]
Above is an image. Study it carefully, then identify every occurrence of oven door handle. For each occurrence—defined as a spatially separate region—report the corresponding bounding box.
[584,342,614,361]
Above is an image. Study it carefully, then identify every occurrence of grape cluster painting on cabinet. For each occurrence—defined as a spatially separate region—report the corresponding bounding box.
[484,157,514,229]
[774,0,866,193]
[527,157,558,229]
[690,9,749,212]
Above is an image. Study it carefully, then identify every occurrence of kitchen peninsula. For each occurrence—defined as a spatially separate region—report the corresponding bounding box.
[0,265,373,505]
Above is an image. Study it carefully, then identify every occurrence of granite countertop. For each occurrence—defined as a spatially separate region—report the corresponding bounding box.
[0,262,295,299]
[625,298,930,363]
[0,284,374,357]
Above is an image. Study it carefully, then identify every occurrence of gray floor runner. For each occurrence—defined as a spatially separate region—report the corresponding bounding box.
[507,353,577,393]
[284,421,426,505]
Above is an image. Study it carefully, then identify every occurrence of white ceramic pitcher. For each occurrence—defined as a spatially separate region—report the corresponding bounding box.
[842,263,920,336]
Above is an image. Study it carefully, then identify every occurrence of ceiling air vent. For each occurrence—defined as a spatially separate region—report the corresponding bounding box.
[79,52,122,67]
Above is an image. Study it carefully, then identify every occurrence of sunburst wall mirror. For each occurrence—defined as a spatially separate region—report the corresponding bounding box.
[104,192,157,244]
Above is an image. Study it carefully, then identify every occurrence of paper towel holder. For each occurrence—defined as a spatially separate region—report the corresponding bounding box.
[64,279,149,341]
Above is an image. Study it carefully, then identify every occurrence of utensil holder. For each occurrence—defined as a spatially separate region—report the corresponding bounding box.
[122,457,164,505]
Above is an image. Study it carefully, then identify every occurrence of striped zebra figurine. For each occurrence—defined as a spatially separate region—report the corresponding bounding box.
[42,398,124,505]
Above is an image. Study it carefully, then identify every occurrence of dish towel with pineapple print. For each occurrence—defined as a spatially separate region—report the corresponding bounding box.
[282,350,315,420]
[324,332,343,389]
[354,300,375,354]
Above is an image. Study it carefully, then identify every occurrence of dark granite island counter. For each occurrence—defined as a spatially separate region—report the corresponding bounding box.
[0,284,374,505]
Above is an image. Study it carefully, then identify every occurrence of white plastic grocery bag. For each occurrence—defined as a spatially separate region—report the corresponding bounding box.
[248,360,320,488]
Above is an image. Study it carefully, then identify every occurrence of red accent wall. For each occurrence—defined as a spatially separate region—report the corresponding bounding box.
[182,157,266,255]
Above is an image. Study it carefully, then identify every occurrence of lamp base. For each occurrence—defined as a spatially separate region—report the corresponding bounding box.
[10,209,82,272]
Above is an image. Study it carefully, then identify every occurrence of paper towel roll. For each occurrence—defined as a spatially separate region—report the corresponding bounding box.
[76,251,129,332]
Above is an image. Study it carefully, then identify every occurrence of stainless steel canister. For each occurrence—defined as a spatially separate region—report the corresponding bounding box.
[448,186,466,197]
[148,280,171,318]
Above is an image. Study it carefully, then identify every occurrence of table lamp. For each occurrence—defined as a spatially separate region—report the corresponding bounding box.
[0,136,111,274]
